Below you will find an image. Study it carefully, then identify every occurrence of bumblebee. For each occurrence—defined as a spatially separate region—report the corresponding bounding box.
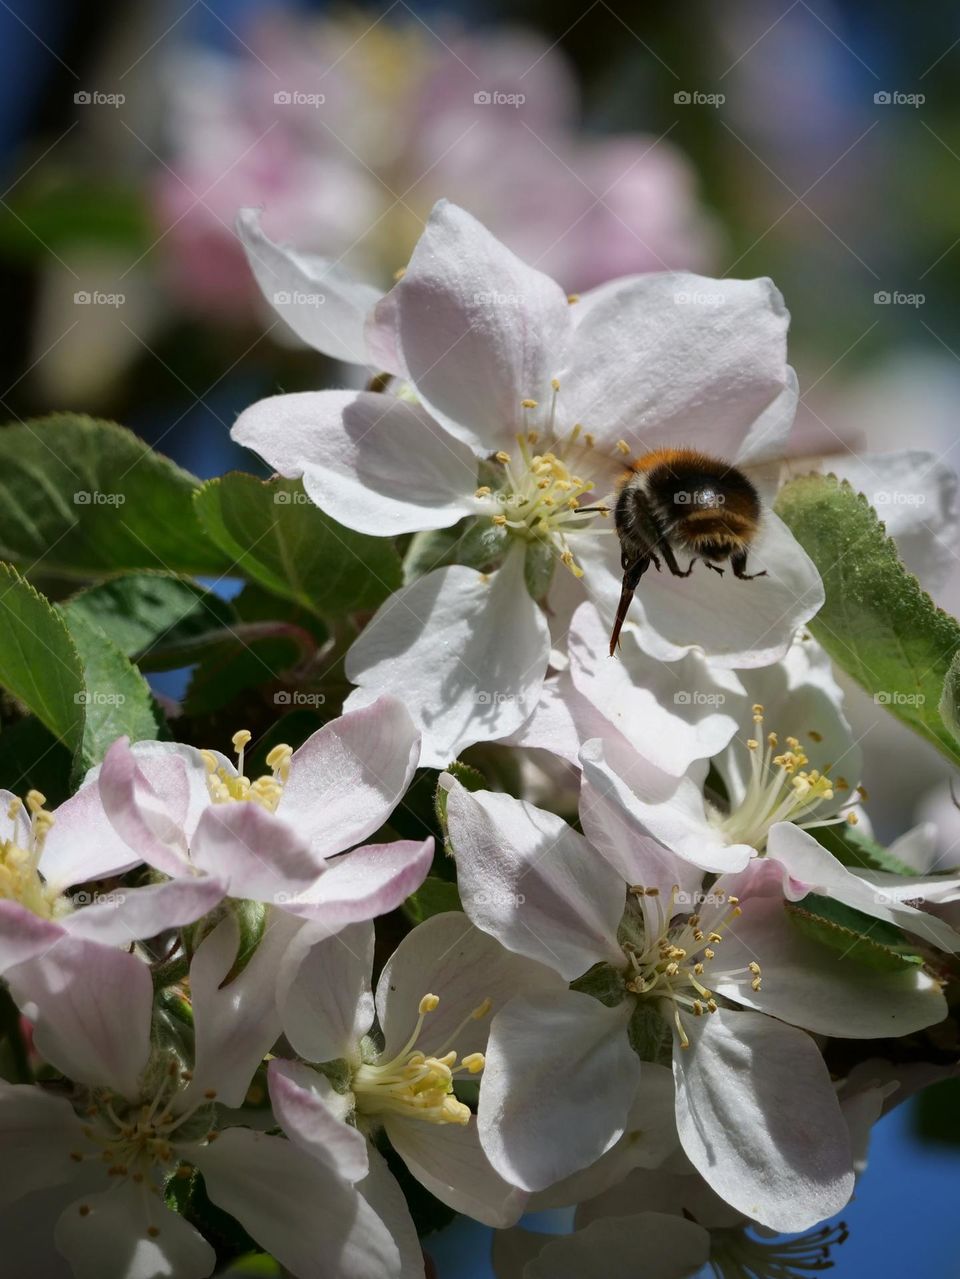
[609,447,766,656]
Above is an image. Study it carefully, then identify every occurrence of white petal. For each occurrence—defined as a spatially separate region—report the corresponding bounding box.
[563,273,792,460]
[278,920,374,1063]
[268,1058,368,1181]
[189,802,327,903]
[526,1213,711,1279]
[568,603,744,775]
[443,780,625,980]
[63,876,226,946]
[286,839,433,927]
[478,990,639,1191]
[577,508,824,668]
[766,822,960,951]
[55,1185,215,1279]
[374,911,563,1062]
[96,737,192,877]
[574,1165,742,1230]
[355,1146,425,1279]
[184,908,303,1108]
[6,938,151,1096]
[579,738,739,884]
[345,550,550,769]
[280,697,421,858]
[386,1115,526,1228]
[674,1006,853,1231]
[495,672,586,766]
[232,391,479,535]
[710,889,948,1037]
[195,1126,402,1279]
[237,207,382,365]
[0,1082,86,1204]
[387,200,572,455]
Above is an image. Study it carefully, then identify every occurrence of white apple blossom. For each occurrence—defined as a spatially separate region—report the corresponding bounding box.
[273,910,564,1229]
[0,919,419,1279]
[440,775,948,1230]
[231,201,824,766]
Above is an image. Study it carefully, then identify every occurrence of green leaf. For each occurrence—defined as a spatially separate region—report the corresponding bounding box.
[0,718,72,804]
[785,893,923,972]
[434,761,488,853]
[193,475,401,618]
[402,876,463,925]
[940,648,960,747]
[0,414,229,580]
[775,474,960,761]
[810,820,917,878]
[63,574,237,667]
[58,609,163,767]
[0,563,84,753]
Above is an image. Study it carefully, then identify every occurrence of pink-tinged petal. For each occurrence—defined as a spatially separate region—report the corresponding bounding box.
[526,1213,711,1279]
[577,508,824,668]
[711,887,948,1038]
[0,1082,87,1204]
[478,990,639,1191]
[386,1115,526,1228]
[579,738,753,877]
[278,920,374,1064]
[189,802,326,903]
[569,604,745,775]
[563,273,791,460]
[284,839,433,925]
[280,697,420,859]
[268,1058,368,1182]
[195,1127,403,1279]
[0,1182,92,1278]
[345,551,551,769]
[529,1064,679,1211]
[237,207,382,365]
[374,911,563,1063]
[96,738,191,877]
[443,780,625,980]
[55,1186,215,1279]
[234,391,479,536]
[766,822,960,952]
[496,672,590,766]
[355,1146,425,1279]
[6,938,151,1096]
[63,875,226,947]
[183,909,303,1108]
[388,200,573,456]
[579,739,723,891]
[674,1006,854,1232]
[0,902,66,974]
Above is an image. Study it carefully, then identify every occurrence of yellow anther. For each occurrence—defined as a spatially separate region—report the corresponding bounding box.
[584,432,595,446]
[419,994,440,1014]
[746,739,759,751]
[495,451,511,464]
[521,399,538,409]
[550,378,560,392]
[231,730,252,753]
[808,730,823,742]
[616,439,631,455]
[475,486,492,497]
[847,811,859,825]
[567,293,580,304]
[472,998,492,1020]
[25,790,46,815]
[752,704,764,716]
[462,1053,485,1073]
[704,948,716,960]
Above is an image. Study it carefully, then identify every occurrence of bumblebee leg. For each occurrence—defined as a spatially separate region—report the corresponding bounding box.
[705,562,724,576]
[659,543,695,578]
[731,549,767,581]
[650,551,662,572]
[609,555,651,656]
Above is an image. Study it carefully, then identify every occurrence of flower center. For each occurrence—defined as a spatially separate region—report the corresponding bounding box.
[710,704,859,851]
[623,885,762,1049]
[200,730,293,812]
[710,1220,849,1277]
[0,791,66,920]
[352,993,490,1126]
[474,384,613,577]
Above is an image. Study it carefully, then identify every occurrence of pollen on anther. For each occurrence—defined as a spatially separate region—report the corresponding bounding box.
[495,451,511,464]
[615,440,630,455]
[475,486,491,498]
[419,993,440,1014]
[567,293,580,304]
[147,1226,160,1238]
[521,399,538,409]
